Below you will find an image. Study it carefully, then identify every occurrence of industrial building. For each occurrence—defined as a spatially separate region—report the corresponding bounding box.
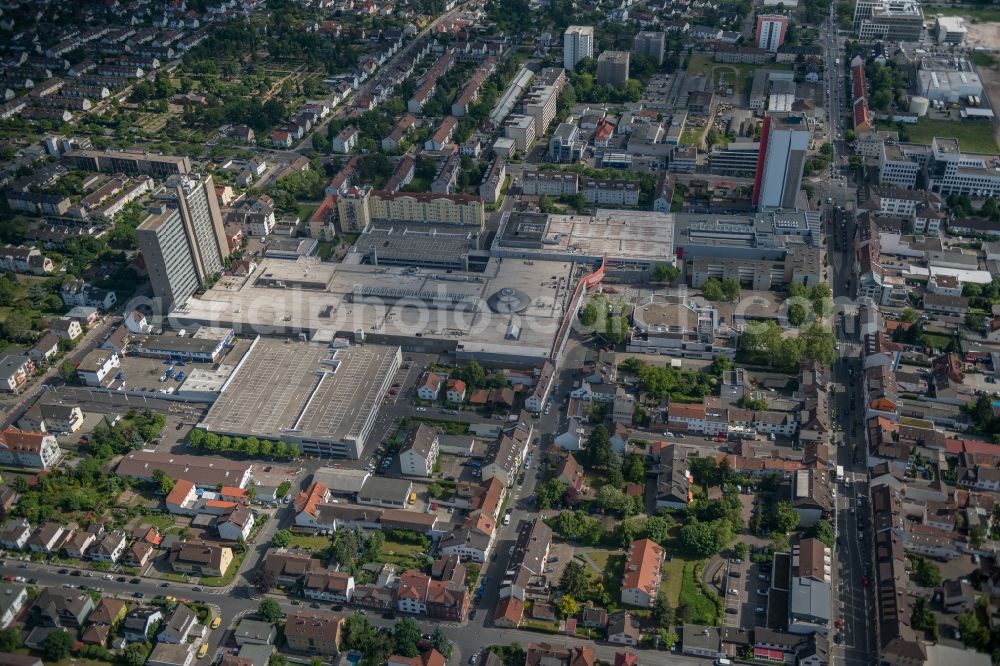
[918,58,983,103]
[199,338,401,459]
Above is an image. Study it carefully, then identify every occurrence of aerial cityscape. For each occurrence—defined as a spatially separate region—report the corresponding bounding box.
[0,0,1000,665]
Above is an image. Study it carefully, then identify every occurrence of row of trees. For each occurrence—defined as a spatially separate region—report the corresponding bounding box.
[186,429,301,459]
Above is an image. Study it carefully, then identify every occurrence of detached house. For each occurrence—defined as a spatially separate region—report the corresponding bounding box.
[122,606,164,643]
[303,570,355,603]
[28,522,66,554]
[217,505,255,541]
[158,604,200,644]
[418,372,447,400]
[0,518,31,550]
[91,530,128,563]
[446,379,467,403]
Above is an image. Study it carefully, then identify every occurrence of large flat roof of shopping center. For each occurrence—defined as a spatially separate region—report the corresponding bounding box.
[497,209,675,262]
[172,257,574,362]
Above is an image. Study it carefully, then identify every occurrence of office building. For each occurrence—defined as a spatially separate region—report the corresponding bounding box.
[137,175,228,313]
[857,1,923,42]
[549,123,587,164]
[597,51,630,89]
[936,16,967,44]
[927,138,1000,197]
[852,0,880,31]
[564,26,594,71]
[755,15,789,52]
[505,115,537,152]
[752,113,811,209]
[634,31,666,65]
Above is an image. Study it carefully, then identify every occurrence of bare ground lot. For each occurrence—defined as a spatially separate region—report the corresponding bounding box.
[965,22,1000,149]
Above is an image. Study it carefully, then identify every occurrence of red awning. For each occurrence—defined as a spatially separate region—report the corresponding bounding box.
[754,648,786,662]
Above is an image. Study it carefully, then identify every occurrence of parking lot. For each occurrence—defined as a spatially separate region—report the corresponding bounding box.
[721,556,773,630]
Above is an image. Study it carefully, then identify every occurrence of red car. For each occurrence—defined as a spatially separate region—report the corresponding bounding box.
[836,618,845,629]
[862,575,869,587]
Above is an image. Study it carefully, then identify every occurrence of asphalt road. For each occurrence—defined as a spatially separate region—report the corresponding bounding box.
[825,51,877,664]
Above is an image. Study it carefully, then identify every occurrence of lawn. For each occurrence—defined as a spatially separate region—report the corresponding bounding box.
[137,513,179,530]
[678,561,720,625]
[200,550,246,587]
[587,549,615,572]
[662,557,687,607]
[296,202,320,222]
[286,533,332,552]
[926,4,1000,22]
[316,241,338,260]
[601,554,625,612]
[381,537,428,570]
[903,117,999,153]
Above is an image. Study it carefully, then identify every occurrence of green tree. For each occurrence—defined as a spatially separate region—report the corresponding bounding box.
[0,627,21,652]
[732,541,749,560]
[271,529,292,547]
[702,278,725,301]
[801,322,837,365]
[257,598,283,623]
[557,595,578,618]
[644,516,672,544]
[152,469,175,495]
[43,631,73,662]
[430,627,452,658]
[122,643,151,666]
[773,501,800,534]
[805,519,836,547]
[788,301,809,326]
[584,425,613,469]
[652,589,675,627]
[622,453,645,483]
[901,307,918,323]
[536,478,567,509]
[650,264,680,283]
[58,359,77,383]
[393,617,422,657]
[658,630,679,649]
[559,561,593,599]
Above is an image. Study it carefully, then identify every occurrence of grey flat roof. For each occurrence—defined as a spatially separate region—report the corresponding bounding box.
[200,339,398,445]
[358,476,411,502]
[312,467,371,494]
[173,257,571,362]
[789,576,831,622]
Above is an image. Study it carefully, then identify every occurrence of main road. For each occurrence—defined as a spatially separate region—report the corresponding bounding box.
[824,20,877,659]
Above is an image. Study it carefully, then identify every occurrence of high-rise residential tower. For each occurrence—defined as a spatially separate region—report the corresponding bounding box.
[137,174,229,313]
[564,25,594,72]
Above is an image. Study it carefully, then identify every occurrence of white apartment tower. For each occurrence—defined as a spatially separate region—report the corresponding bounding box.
[564,26,594,72]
